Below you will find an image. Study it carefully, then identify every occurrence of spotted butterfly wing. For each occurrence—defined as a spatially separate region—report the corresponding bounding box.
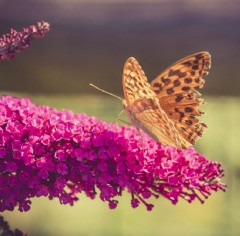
[122,57,183,148]
[151,52,211,147]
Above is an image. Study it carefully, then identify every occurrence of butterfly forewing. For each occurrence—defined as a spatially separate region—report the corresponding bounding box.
[151,52,211,146]
[151,52,210,97]
[122,57,154,105]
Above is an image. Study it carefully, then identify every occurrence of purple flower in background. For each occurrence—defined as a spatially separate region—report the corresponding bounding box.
[0,215,28,236]
[0,96,226,212]
[0,21,50,61]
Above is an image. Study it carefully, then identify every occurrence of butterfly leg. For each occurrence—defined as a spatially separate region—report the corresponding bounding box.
[114,110,131,126]
[115,118,131,126]
[106,110,131,135]
[135,128,147,161]
[116,109,124,119]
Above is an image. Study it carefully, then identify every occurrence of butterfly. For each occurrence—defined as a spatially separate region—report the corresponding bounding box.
[122,52,211,149]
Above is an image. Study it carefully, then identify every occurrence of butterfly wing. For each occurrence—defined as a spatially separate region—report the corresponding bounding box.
[122,57,183,148]
[151,52,211,146]
[128,97,184,147]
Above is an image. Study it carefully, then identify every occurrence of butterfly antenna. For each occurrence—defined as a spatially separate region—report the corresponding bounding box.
[89,83,123,101]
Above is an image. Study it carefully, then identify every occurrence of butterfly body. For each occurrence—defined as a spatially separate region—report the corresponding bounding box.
[122,52,211,149]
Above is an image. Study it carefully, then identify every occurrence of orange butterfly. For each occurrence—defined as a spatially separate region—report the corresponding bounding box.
[122,52,211,149]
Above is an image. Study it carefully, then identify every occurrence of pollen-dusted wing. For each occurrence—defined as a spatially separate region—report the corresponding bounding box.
[122,52,211,149]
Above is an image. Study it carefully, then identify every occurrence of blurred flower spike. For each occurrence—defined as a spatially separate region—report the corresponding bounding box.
[0,96,226,212]
[0,215,28,236]
[0,21,50,61]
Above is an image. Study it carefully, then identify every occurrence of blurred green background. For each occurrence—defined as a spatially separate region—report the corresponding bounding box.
[1,0,240,235]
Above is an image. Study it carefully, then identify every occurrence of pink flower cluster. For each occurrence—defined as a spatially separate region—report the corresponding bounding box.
[0,21,50,61]
[0,95,226,212]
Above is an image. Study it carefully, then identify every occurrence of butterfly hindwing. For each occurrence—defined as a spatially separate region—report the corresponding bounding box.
[131,98,182,147]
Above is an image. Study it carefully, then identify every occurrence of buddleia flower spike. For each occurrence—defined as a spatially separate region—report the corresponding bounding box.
[0,96,226,212]
[0,21,50,61]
